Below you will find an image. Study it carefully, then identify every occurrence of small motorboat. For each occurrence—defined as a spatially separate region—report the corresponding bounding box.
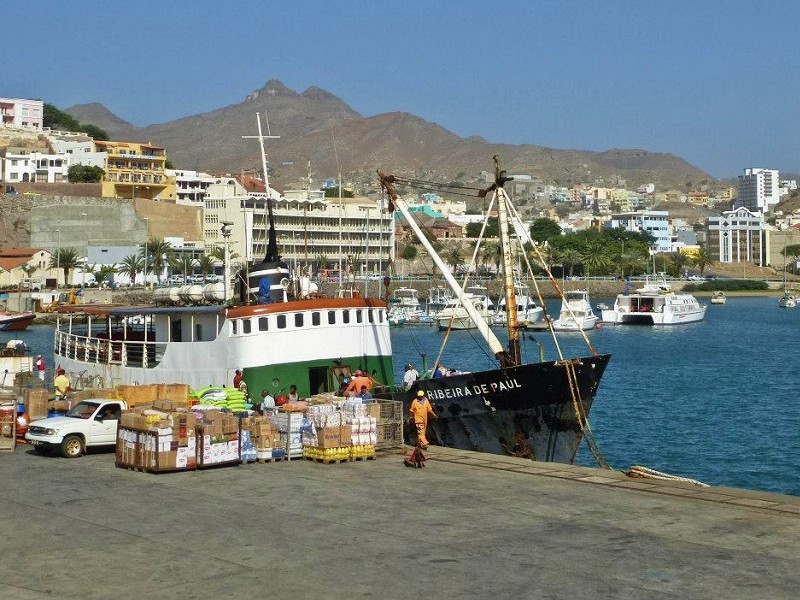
[0,310,35,331]
[710,291,726,305]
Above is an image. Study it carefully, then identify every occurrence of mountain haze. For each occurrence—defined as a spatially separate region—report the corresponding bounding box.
[67,80,712,191]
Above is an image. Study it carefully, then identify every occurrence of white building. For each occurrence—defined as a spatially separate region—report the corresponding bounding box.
[168,169,217,204]
[736,168,780,213]
[204,192,393,276]
[0,97,43,131]
[48,135,107,169]
[608,211,671,253]
[2,149,69,183]
[706,207,764,265]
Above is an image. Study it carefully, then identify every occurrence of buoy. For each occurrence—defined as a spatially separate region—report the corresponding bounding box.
[596,322,603,329]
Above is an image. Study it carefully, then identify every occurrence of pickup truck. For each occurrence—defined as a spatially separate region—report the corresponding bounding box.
[26,399,127,458]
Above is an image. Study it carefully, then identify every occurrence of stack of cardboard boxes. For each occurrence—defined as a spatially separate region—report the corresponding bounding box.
[241,415,283,461]
[117,401,197,472]
[195,411,240,467]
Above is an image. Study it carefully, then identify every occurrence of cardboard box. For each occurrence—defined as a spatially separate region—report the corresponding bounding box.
[366,402,381,419]
[221,415,239,435]
[26,389,50,419]
[317,427,342,449]
[159,450,178,470]
[339,425,352,447]
[120,412,149,431]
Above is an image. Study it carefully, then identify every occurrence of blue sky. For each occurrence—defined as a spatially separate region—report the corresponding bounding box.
[5,1,800,178]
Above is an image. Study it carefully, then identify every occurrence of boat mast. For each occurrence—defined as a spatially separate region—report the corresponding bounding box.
[379,171,509,362]
[242,113,280,262]
[492,156,521,366]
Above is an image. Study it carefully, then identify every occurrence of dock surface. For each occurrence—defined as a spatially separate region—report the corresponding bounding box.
[1,445,799,599]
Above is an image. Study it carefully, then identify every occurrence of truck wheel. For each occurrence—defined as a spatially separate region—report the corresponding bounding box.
[61,435,84,458]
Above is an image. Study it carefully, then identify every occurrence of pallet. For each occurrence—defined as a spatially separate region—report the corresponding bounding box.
[304,455,349,464]
[255,456,285,463]
[350,455,376,462]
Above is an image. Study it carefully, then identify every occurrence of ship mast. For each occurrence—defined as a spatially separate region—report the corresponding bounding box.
[492,156,521,366]
[242,112,280,262]
[379,170,513,364]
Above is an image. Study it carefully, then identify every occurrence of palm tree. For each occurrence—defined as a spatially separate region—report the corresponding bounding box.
[616,252,646,278]
[579,243,612,277]
[93,265,117,286]
[671,251,689,277]
[49,247,80,286]
[445,245,464,273]
[485,242,501,277]
[118,254,143,286]
[139,238,173,285]
[555,247,582,278]
[170,255,196,281]
[197,254,215,278]
[695,246,711,276]
[20,263,38,279]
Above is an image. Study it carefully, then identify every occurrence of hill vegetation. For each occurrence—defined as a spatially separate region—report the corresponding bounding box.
[43,104,109,140]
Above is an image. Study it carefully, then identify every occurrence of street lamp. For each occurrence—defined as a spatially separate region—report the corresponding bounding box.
[142,217,149,289]
[221,221,233,303]
[81,213,87,286]
[55,229,61,288]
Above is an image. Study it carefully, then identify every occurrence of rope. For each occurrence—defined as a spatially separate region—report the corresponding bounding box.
[563,359,610,469]
[625,465,709,487]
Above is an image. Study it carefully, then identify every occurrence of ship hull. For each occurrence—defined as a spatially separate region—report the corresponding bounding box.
[401,354,610,464]
[0,311,35,331]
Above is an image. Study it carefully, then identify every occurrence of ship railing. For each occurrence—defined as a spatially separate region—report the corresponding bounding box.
[55,331,167,369]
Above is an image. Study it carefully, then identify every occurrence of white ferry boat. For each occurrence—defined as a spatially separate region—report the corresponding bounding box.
[601,277,706,325]
[551,290,600,331]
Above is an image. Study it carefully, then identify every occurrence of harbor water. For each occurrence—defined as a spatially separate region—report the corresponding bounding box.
[7,296,799,496]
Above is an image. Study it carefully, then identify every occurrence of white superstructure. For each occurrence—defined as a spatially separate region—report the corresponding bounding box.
[551,290,600,331]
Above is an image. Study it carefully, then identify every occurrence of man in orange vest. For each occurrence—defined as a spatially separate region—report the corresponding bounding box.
[409,390,436,449]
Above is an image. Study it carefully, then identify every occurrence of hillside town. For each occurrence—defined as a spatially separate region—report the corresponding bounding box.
[1,94,800,292]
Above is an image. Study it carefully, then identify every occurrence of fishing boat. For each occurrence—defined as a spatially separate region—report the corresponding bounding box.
[710,291,726,305]
[52,114,395,397]
[388,287,432,325]
[0,310,35,331]
[379,162,610,464]
[492,282,544,326]
[434,285,494,330]
[551,290,600,331]
[601,276,706,325]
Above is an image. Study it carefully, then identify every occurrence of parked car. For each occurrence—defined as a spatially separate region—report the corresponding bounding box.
[189,275,205,284]
[26,399,127,458]
[169,275,185,285]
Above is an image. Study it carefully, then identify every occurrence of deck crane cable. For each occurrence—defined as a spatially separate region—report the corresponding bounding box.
[430,194,498,374]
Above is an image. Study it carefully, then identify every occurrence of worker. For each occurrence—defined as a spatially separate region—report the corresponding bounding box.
[403,364,419,390]
[35,355,46,381]
[54,368,71,402]
[344,370,372,395]
[260,389,276,413]
[409,390,436,449]
[358,385,373,400]
[233,369,243,389]
[432,363,446,379]
[287,385,299,402]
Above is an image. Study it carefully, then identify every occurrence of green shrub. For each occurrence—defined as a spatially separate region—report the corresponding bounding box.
[684,279,769,292]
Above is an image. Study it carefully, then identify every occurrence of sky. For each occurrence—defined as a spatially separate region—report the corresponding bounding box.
[5,1,800,179]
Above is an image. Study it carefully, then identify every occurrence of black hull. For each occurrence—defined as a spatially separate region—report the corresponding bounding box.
[400,354,611,464]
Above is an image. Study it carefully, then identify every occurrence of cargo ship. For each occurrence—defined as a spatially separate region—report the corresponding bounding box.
[379,162,610,463]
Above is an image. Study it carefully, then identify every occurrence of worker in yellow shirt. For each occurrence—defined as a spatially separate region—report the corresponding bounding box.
[409,390,436,449]
[54,368,72,401]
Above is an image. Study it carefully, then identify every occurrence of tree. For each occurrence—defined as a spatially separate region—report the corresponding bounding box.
[554,247,582,277]
[695,246,711,276]
[615,252,646,278]
[80,124,109,141]
[49,247,80,285]
[43,103,108,139]
[400,244,418,260]
[322,186,354,198]
[91,265,117,286]
[529,218,562,243]
[671,251,689,277]
[165,158,175,170]
[465,217,498,238]
[579,243,613,277]
[170,255,196,280]
[140,238,173,285]
[445,246,464,272]
[118,254,143,285]
[68,165,104,183]
[197,254,215,277]
[20,264,38,278]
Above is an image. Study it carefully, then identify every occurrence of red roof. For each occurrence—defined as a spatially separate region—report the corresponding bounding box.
[0,248,44,271]
[237,175,266,193]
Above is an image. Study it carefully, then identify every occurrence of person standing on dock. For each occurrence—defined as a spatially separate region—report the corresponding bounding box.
[409,390,436,449]
[35,355,46,381]
[233,369,243,389]
[54,368,71,402]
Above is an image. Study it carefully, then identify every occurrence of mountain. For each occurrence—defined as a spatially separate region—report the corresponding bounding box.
[66,80,713,191]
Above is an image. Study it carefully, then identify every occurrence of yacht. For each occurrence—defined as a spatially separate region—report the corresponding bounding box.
[388,287,432,324]
[778,293,797,308]
[551,290,600,331]
[434,285,494,330]
[493,282,544,326]
[601,276,706,325]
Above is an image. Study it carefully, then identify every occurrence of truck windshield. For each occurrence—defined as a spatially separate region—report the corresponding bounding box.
[66,402,100,419]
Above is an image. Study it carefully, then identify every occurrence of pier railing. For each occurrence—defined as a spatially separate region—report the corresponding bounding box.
[55,331,167,369]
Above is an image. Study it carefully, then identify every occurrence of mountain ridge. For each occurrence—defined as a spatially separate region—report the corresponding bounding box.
[66,80,713,191]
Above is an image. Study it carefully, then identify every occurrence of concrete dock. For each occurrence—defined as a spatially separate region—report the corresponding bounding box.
[1,445,799,599]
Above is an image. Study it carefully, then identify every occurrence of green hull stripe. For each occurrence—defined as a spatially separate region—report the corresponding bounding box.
[242,355,394,399]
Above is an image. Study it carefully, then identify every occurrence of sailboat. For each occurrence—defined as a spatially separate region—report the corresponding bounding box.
[779,251,796,308]
[379,160,611,464]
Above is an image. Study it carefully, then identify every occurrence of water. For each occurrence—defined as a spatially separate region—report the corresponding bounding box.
[8,297,800,495]
[389,296,800,496]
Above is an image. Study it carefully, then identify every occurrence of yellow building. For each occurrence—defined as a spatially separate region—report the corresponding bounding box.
[687,191,709,205]
[95,140,176,201]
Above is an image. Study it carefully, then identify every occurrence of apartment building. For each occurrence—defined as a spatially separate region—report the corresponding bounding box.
[48,134,107,168]
[2,148,69,183]
[608,211,671,253]
[706,207,764,265]
[167,169,216,204]
[736,168,780,214]
[204,190,393,275]
[0,97,43,131]
[94,140,176,200]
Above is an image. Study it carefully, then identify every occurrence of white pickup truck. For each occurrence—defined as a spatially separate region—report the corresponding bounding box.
[26,399,127,458]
